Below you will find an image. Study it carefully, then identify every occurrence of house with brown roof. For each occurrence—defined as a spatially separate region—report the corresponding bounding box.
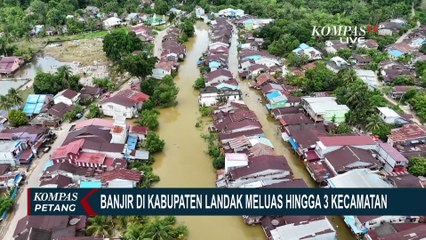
[39,174,72,188]
[325,40,349,54]
[387,123,426,147]
[13,216,86,239]
[53,89,80,106]
[80,86,101,102]
[358,39,379,49]
[152,60,177,79]
[0,56,24,75]
[225,157,291,188]
[365,222,426,240]
[42,162,95,183]
[323,146,379,175]
[101,168,142,188]
[315,135,377,157]
[390,85,422,99]
[101,89,149,119]
[204,69,233,86]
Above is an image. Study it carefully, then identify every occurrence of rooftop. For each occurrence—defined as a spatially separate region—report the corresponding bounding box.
[318,135,376,147]
[388,123,426,143]
[328,169,393,188]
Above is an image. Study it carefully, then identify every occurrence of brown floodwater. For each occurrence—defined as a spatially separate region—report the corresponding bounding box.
[153,21,264,240]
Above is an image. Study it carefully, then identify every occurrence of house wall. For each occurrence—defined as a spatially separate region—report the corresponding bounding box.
[54,96,73,106]
[102,102,137,119]
[229,125,260,133]
[378,113,398,124]
[106,179,137,188]
[205,76,232,87]
[0,152,17,166]
[199,92,218,107]
[255,58,280,67]
[360,216,415,230]
[378,29,393,36]
[152,68,170,79]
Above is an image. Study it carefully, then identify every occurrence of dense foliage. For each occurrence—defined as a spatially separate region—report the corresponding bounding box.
[0,88,23,109]
[34,66,81,94]
[408,157,426,176]
[145,131,165,153]
[137,109,159,130]
[140,76,179,108]
[8,109,28,126]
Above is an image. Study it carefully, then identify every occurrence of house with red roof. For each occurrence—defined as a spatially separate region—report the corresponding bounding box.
[101,168,142,188]
[315,135,377,157]
[0,56,24,75]
[101,89,149,119]
[387,123,426,147]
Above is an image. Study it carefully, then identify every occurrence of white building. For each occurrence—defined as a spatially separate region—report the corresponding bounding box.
[377,107,400,124]
[0,140,28,166]
[270,218,336,240]
[355,69,378,89]
[101,89,149,119]
[198,87,241,106]
[195,6,205,18]
[224,153,248,173]
[53,89,80,106]
[101,169,142,188]
[103,17,122,29]
[326,56,350,73]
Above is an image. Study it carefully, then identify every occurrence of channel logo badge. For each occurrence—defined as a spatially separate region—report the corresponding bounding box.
[368,25,379,33]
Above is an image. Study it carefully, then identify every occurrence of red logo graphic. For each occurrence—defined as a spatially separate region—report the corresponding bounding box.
[368,25,379,33]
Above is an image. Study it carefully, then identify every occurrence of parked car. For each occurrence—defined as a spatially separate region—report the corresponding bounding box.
[43,146,51,153]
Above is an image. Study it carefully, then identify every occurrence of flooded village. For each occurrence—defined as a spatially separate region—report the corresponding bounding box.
[0,2,426,240]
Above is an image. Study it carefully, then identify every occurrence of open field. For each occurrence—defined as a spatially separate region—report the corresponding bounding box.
[44,37,108,66]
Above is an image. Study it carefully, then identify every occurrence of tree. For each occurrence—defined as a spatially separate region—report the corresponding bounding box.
[93,77,117,91]
[0,95,13,110]
[408,157,426,176]
[86,104,103,119]
[137,109,159,130]
[303,63,337,92]
[145,132,165,153]
[64,104,83,121]
[121,53,157,80]
[140,78,158,96]
[286,52,309,68]
[371,123,392,141]
[179,19,194,39]
[213,154,225,169]
[151,75,179,107]
[421,44,426,54]
[8,109,28,127]
[193,77,205,89]
[123,224,146,240]
[334,123,353,134]
[143,216,187,240]
[6,88,22,106]
[365,114,382,132]
[336,48,352,60]
[86,216,112,237]
[154,0,169,15]
[103,29,144,63]
[392,75,415,86]
[34,69,80,95]
[129,162,160,187]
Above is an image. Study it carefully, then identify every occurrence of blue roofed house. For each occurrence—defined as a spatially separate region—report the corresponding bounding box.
[209,61,222,70]
[409,38,426,48]
[293,43,322,61]
[23,94,52,116]
[388,49,404,59]
[265,91,288,110]
[80,180,102,188]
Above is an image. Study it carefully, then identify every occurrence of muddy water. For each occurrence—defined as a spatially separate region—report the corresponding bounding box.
[228,24,356,240]
[14,54,75,80]
[153,21,264,240]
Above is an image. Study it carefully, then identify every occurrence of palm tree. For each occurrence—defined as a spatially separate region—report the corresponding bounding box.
[143,220,173,240]
[123,224,148,240]
[0,95,13,110]
[6,88,23,106]
[56,66,73,89]
[86,216,113,237]
[365,114,382,132]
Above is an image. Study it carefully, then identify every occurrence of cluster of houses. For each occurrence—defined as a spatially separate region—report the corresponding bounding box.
[200,10,426,240]
[194,13,339,240]
[197,18,242,106]
[152,26,186,79]
[10,117,148,239]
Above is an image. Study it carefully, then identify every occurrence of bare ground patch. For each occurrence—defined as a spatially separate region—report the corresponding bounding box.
[44,37,108,66]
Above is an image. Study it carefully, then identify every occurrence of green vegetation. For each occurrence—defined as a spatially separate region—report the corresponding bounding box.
[64,104,83,121]
[408,157,426,176]
[145,132,165,154]
[103,29,157,80]
[202,132,225,170]
[140,76,179,108]
[407,91,426,122]
[193,77,206,89]
[200,105,214,117]
[0,188,15,215]
[179,18,195,42]
[34,66,80,94]
[128,161,161,188]
[286,52,309,68]
[137,109,159,130]
[86,104,103,119]
[0,88,23,109]
[8,109,28,127]
[92,77,118,92]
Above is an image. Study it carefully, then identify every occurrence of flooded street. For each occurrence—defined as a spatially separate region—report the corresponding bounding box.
[228,23,355,240]
[153,21,264,240]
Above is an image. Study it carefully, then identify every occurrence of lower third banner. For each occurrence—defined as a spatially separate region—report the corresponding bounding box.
[27,188,426,216]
